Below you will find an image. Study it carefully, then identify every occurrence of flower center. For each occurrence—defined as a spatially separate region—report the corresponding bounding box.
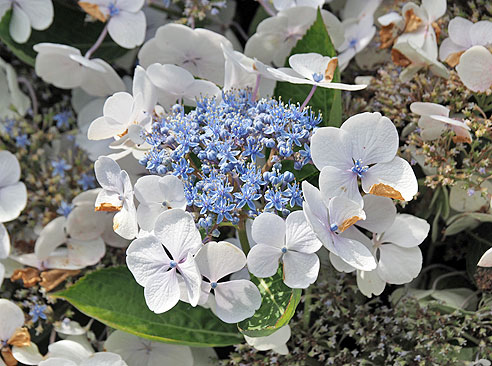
[169,260,177,268]
[108,3,120,17]
[351,159,369,178]
[281,247,287,253]
[211,282,218,289]
[330,224,338,232]
[349,38,358,48]
[312,72,323,83]
[1,339,8,347]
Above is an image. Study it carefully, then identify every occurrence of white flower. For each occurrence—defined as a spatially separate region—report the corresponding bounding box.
[272,0,324,11]
[311,112,418,206]
[341,0,381,22]
[0,224,9,284]
[146,63,221,107]
[302,181,376,271]
[267,53,366,91]
[410,102,472,143]
[247,211,322,289]
[37,340,127,366]
[126,209,202,313]
[138,23,232,85]
[54,319,87,337]
[456,45,492,93]
[245,7,344,67]
[244,325,291,355]
[94,156,138,239]
[33,43,125,97]
[222,46,276,98]
[336,16,376,71]
[0,57,30,118]
[0,299,24,345]
[195,241,262,323]
[0,150,27,223]
[88,66,156,147]
[134,175,187,232]
[392,38,449,82]
[439,17,492,67]
[449,180,492,213]
[104,330,194,366]
[478,247,492,267]
[78,0,146,49]
[330,195,429,297]
[0,0,53,43]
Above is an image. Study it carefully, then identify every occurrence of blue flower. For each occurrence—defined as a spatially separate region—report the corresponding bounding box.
[51,159,72,178]
[29,304,47,323]
[77,173,96,190]
[53,110,72,129]
[57,201,74,217]
[15,134,30,148]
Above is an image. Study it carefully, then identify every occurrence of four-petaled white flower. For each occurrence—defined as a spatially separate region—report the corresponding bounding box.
[134,175,187,232]
[330,195,429,297]
[146,63,221,107]
[104,330,195,366]
[478,247,492,268]
[245,7,344,67]
[0,0,53,43]
[247,211,322,289]
[0,150,27,223]
[267,53,366,91]
[302,181,376,271]
[195,241,262,323]
[439,17,492,67]
[94,156,138,239]
[0,57,30,118]
[78,0,146,49]
[336,16,376,71]
[244,325,291,355]
[138,23,232,85]
[311,112,418,206]
[37,340,128,366]
[33,43,125,97]
[126,209,202,314]
[456,45,492,93]
[410,102,472,143]
[88,65,157,153]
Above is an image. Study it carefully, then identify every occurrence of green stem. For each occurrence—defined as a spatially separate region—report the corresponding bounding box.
[302,287,312,329]
[238,219,250,255]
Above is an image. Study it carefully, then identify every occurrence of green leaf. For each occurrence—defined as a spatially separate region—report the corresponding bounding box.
[0,0,129,66]
[280,160,318,182]
[238,268,301,337]
[274,8,342,127]
[54,267,243,347]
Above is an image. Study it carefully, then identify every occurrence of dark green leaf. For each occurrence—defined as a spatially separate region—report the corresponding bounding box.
[0,0,129,66]
[238,268,301,337]
[280,160,318,182]
[54,267,243,347]
[274,8,342,127]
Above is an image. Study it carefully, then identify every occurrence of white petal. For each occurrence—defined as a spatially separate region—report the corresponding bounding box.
[448,16,473,47]
[113,201,138,240]
[285,210,322,253]
[410,102,449,117]
[39,359,77,366]
[144,269,181,313]
[147,63,195,97]
[184,80,220,103]
[177,253,202,307]
[328,196,366,233]
[47,340,92,361]
[126,235,170,287]
[310,126,352,170]
[94,156,123,192]
[116,0,145,12]
[108,10,146,49]
[105,330,194,366]
[356,195,396,234]
[195,241,246,282]
[0,150,21,186]
[356,269,386,298]
[10,5,31,43]
[35,216,67,260]
[0,223,9,259]
[329,252,355,273]
[381,214,429,248]
[439,38,466,63]
[456,45,492,93]
[319,166,362,206]
[79,352,127,366]
[0,182,27,222]
[134,175,165,204]
[16,0,53,30]
[470,20,492,46]
[251,212,286,249]
[67,237,106,268]
[478,247,492,267]
[288,53,333,81]
[244,325,291,352]
[377,244,422,284]
[160,175,186,209]
[361,157,418,202]
[66,203,106,241]
[332,234,376,271]
[282,251,319,289]
[422,0,446,21]
[80,59,126,97]
[12,343,44,365]
[153,209,202,261]
[213,280,261,323]
[0,299,24,341]
[341,112,398,165]
[246,244,282,278]
[133,65,157,114]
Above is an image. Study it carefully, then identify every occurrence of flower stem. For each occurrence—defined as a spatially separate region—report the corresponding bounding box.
[302,287,312,329]
[300,84,317,112]
[85,23,109,59]
[252,74,261,101]
[238,219,250,255]
[257,0,276,17]
[17,76,38,116]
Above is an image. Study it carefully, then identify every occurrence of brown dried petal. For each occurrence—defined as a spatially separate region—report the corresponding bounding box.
[39,269,80,292]
[403,8,422,33]
[8,328,31,348]
[78,2,107,22]
[10,268,41,288]
[391,49,412,67]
